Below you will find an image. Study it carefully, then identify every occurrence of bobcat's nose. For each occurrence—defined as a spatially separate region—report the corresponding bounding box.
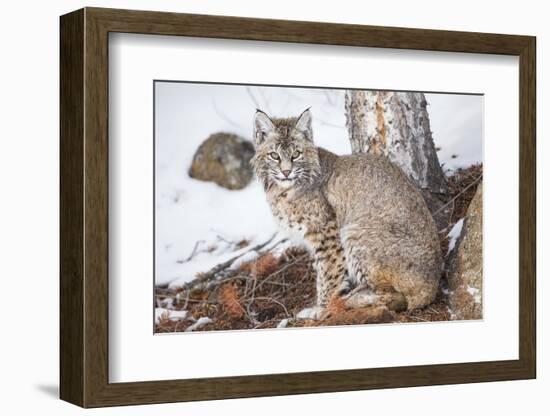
[282,170,291,178]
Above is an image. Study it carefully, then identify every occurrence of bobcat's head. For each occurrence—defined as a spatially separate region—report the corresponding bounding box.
[252,108,321,190]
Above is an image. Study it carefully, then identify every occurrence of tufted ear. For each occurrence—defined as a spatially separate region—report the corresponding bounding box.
[253,109,275,147]
[294,108,313,142]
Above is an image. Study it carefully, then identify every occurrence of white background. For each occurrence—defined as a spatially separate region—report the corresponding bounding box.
[0,0,546,414]
[109,34,517,383]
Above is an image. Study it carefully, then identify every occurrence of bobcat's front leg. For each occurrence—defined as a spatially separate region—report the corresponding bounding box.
[305,221,348,307]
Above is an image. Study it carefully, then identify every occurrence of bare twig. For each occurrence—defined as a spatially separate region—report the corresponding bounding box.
[178,240,206,263]
[215,234,235,245]
[264,237,288,252]
[175,298,218,305]
[448,199,456,227]
[427,306,440,315]
[408,316,429,322]
[247,275,259,304]
[182,290,190,310]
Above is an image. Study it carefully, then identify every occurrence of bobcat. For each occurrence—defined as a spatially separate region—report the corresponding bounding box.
[251,108,442,317]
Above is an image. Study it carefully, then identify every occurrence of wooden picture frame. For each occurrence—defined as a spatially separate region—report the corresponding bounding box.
[60,7,536,408]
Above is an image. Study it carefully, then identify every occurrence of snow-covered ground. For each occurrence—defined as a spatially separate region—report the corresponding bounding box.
[155,83,482,287]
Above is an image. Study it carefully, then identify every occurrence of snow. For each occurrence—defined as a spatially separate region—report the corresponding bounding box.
[466,286,482,304]
[185,317,212,332]
[277,318,289,328]
[447,218,465,255]
[296,306,324,320]
[154,308,188,324]
[167,235,271,289]
[155,83,482,287]
[158,297,174,309]
[154,308,168,324]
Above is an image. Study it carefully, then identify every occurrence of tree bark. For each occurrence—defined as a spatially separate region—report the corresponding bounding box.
[345,90,448,195]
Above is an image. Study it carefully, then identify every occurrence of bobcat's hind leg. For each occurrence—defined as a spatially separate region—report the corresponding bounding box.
[340,227,408,312]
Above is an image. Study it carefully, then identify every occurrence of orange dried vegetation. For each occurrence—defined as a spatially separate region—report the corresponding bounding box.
[219,283,245,318]
[252,253,280,278]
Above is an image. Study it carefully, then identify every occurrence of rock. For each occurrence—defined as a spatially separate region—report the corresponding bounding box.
[189,132,255,190]
[446,182,483,320]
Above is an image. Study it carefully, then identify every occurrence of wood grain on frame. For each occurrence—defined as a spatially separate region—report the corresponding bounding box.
[60,7,536,408]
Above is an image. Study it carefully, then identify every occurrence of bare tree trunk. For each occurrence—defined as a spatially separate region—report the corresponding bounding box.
[345,90,448,195]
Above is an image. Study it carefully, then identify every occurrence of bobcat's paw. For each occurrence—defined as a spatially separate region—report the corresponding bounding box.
[296,306,324,320]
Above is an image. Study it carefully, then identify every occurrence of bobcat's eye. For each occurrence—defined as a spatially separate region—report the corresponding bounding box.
[269,152,280,161]
[291,150,302,160]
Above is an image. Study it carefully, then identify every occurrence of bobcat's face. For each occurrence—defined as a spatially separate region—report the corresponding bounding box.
[252,109,320,190]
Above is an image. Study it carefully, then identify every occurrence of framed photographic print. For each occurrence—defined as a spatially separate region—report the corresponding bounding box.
[60,7,536,408]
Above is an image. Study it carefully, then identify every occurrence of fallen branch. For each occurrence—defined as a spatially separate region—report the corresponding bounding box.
[183,233,278,289]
